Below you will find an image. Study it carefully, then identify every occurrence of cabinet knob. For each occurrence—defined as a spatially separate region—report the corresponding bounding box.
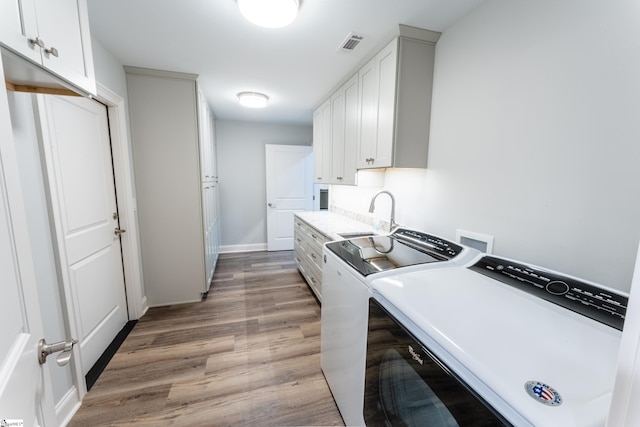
[28,37,45,48]
[45,46,59,57]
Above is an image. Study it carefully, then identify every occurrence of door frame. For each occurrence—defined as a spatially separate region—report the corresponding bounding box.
[93,82,147,320]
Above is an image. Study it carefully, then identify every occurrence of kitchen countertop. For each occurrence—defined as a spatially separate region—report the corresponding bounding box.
[294,211,379,241]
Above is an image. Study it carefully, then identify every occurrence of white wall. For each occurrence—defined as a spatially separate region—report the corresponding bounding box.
[91,37,129,108]
[333,0,640,292]
[216,120,312,250]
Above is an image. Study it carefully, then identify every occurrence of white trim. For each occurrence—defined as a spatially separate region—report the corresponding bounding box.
[55,385,81,427]
[94,82,147,320]
[220,243,268,253]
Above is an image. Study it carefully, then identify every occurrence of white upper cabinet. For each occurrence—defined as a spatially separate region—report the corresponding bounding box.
[0,0,96,95]
[313,98,332,184]
[357,29,440,170]
[331,74,358,185]
[313,25,441,178]
[198,89,218,182]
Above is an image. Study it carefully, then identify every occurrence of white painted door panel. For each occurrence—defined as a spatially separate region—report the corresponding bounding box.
[266,145,313,251]
[37,95,128,376]
[0,163,51,426]
[0,66,56,425]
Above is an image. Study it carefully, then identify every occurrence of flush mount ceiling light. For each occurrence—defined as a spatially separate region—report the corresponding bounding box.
[237,0,299,28]
[237,92,269,108]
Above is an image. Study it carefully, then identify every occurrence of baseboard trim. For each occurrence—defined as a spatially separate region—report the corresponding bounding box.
[220,243,267,253]
[85,320,137,391]
[56,385,81,427]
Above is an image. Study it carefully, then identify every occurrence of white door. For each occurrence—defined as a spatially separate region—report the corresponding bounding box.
[266,144,313,251]
[36,95,128,376]
[0,72,57,425]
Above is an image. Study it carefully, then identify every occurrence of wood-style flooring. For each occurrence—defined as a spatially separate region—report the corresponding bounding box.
[69,251,345,426]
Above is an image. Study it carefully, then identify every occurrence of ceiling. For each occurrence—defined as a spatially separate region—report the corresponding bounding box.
[86,0,485,125]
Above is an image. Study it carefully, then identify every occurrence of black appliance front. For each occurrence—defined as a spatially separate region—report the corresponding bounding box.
[364,299,511,427]
[325,228,464,276]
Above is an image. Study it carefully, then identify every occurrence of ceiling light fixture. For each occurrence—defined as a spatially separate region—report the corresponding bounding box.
[237,92,269,108]
[237,0,299,29]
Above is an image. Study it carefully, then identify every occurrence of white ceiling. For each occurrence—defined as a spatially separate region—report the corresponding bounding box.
[87,0,485,125]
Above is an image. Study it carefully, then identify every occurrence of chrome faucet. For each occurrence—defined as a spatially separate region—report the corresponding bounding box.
[368,190,397,231]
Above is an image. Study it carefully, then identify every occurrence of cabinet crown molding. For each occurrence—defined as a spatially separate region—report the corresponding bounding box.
[124,65,199,81]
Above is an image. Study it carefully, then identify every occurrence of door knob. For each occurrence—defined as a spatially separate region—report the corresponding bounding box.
[38,338,78,366]
[115,228,127,235]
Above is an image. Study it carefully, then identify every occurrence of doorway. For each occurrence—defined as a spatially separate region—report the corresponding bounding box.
[35,94,129,379]
[265,144,313,251]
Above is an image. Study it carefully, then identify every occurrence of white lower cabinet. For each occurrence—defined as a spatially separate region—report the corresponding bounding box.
[294,216,332,301]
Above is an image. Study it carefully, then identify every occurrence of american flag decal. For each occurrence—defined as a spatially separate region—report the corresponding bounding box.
[524,381,563,406]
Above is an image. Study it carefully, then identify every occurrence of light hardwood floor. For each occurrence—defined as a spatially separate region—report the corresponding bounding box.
[69,251,345,426]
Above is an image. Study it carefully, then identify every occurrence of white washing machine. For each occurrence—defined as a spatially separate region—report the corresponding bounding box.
[320,228,480,426]
[365,254,628,426]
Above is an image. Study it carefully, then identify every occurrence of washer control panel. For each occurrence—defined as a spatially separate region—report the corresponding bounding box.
[394,228,463,259]
[469,255,628,330]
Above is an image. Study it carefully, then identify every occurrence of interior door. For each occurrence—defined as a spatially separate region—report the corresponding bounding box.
[0,73,56,425]
[36,94,128,376]
[265,144,313,251]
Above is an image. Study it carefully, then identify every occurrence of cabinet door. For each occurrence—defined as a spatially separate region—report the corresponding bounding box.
[330,87,344,183]
[34,0,95,94]
[0,0,95,94]
[373,39,398,168]
[332,74,358,185]
[0,0,41,63]
[197,89,213,181]
[341,74,359,185]
[209,113,218,180]
[357,56,378,169]
[313,98,331,183]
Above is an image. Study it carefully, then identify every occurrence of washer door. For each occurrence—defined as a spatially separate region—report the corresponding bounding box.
[378,348,458,426]
[364,299,512,427]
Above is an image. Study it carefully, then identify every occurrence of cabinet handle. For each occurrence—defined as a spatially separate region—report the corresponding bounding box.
[311,253,317,259]
[317,177,322,180]
[28,37,45,48]
[336,176,343,180]
[45,46,59,57]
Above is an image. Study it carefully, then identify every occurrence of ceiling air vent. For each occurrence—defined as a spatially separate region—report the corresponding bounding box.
[338,32,365,53]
